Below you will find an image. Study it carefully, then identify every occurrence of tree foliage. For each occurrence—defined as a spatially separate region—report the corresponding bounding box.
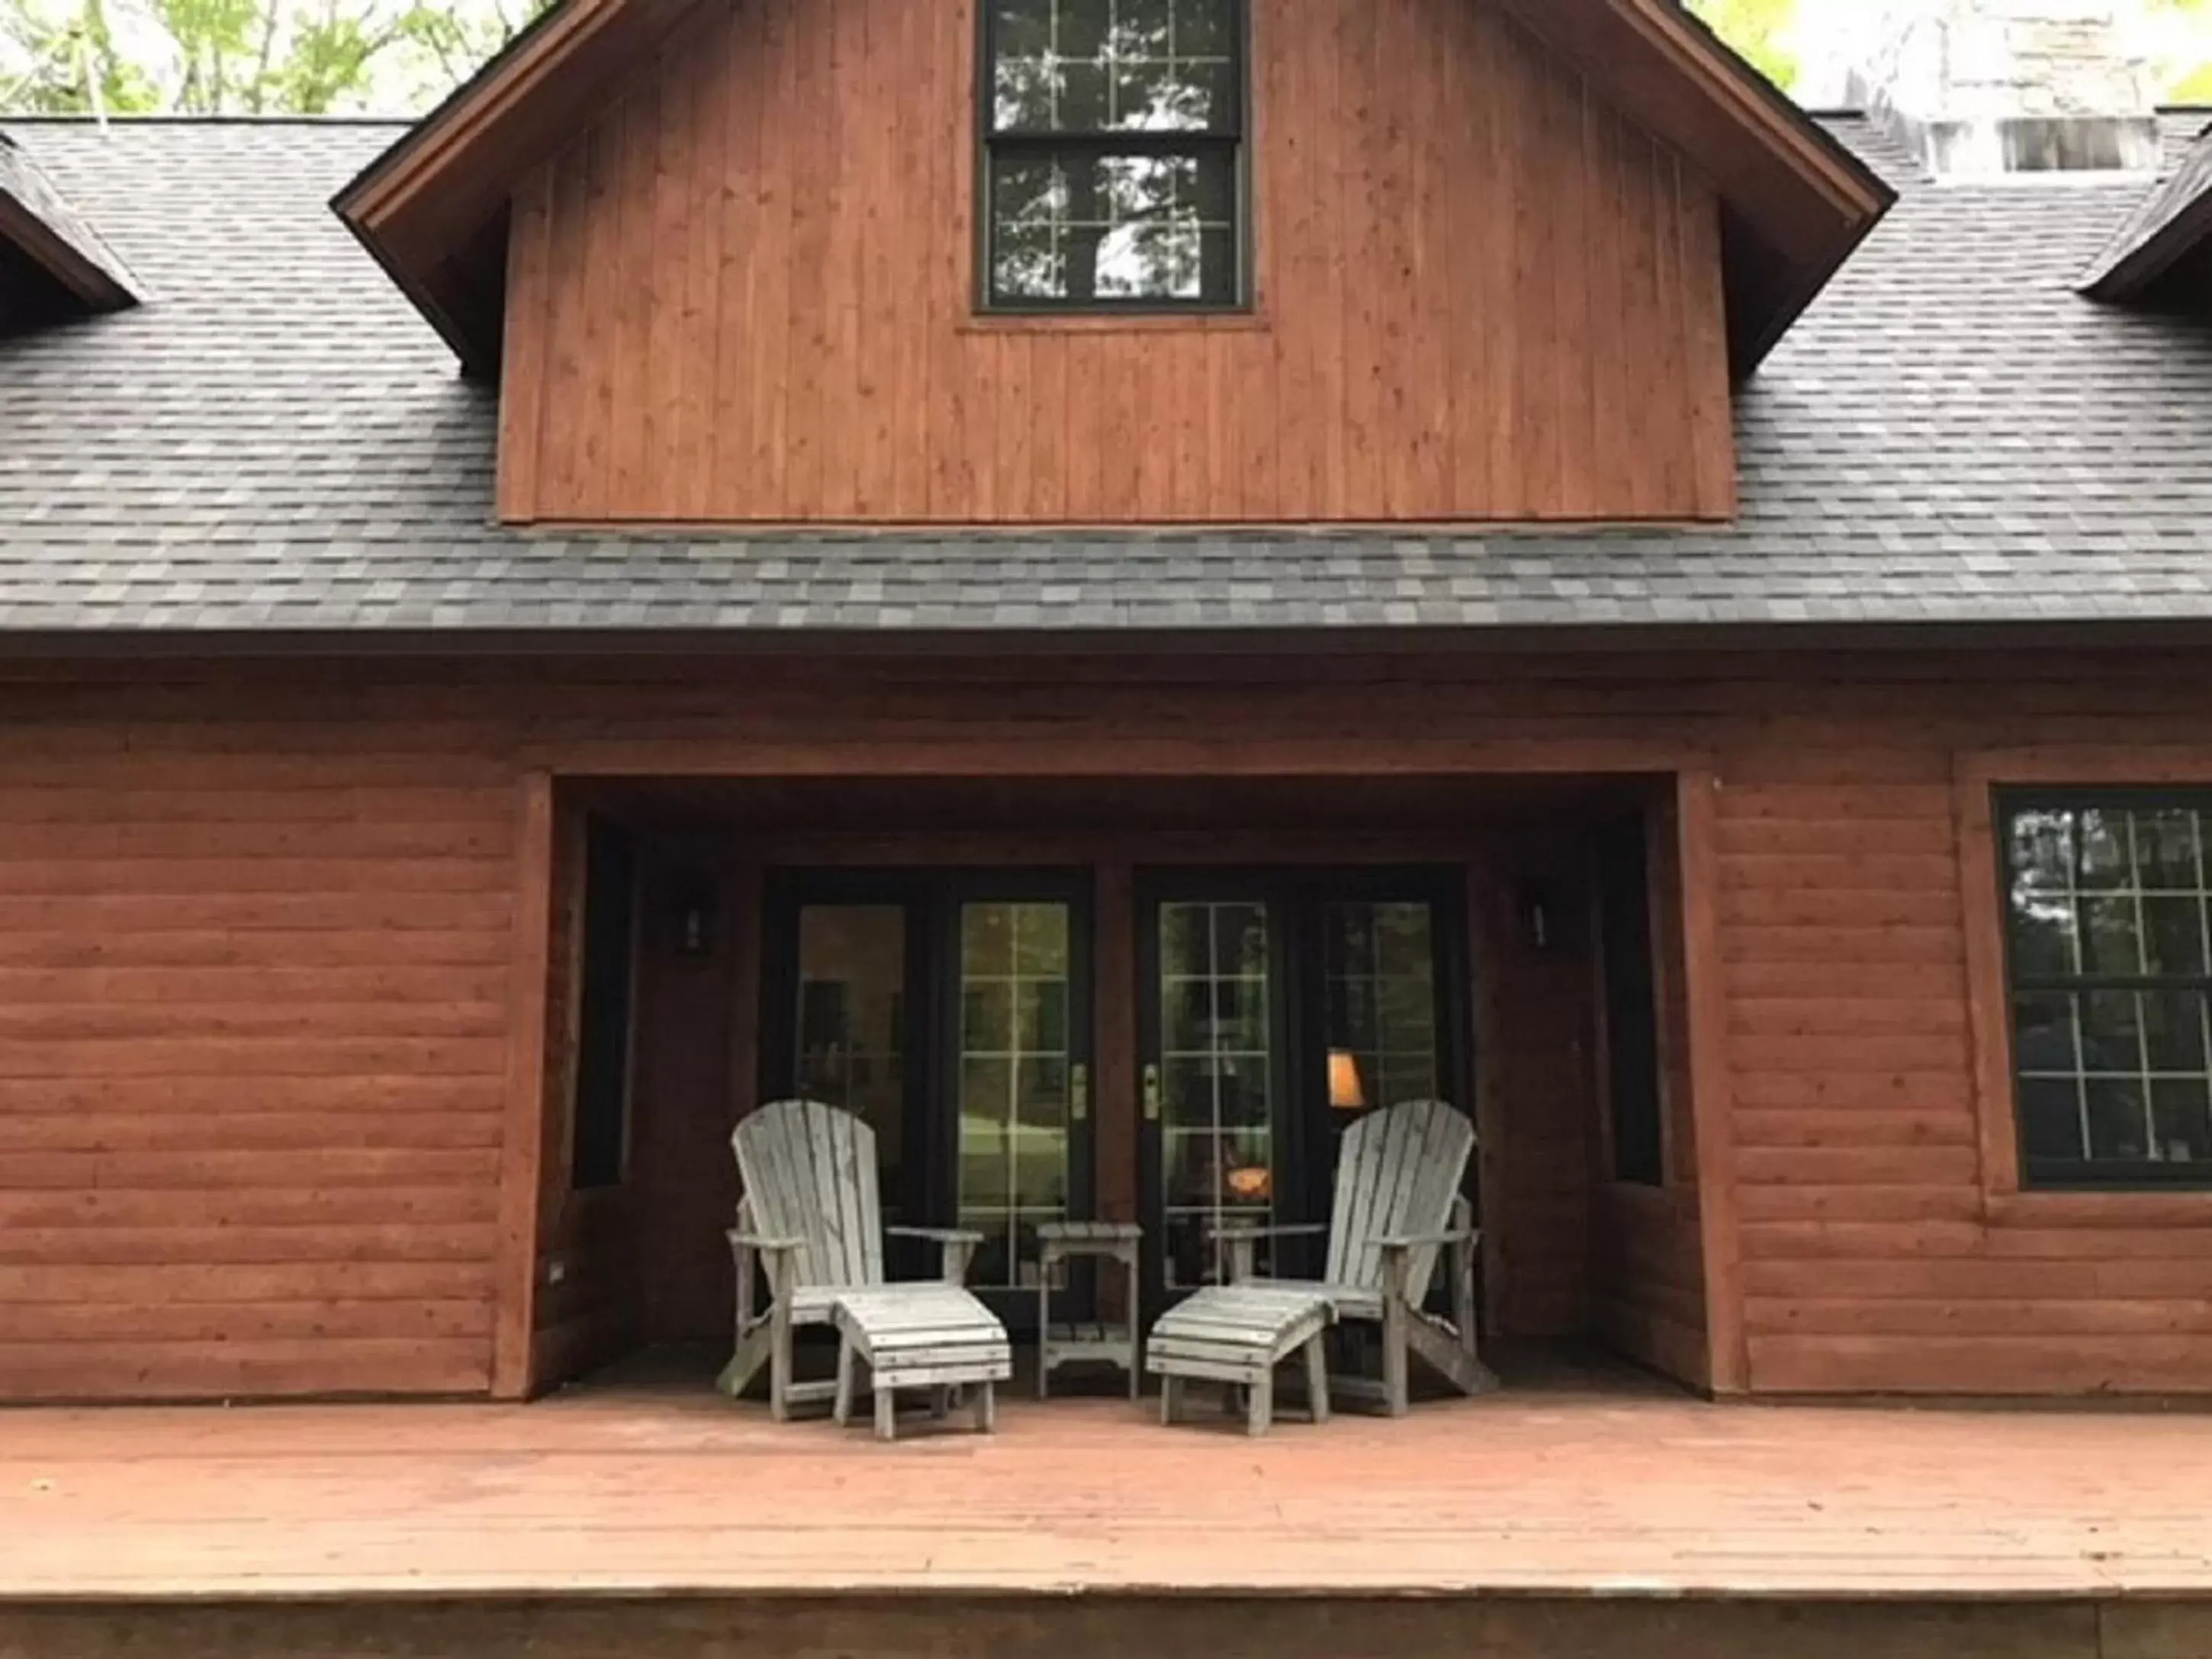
[0,0,537,114]
[1688,0,1800,91]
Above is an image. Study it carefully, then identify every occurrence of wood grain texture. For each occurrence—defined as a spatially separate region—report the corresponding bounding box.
[8,652,2212,1400]
[496,0,1735,526]
[1,1383,2209,1612]
[492,773,555,1398]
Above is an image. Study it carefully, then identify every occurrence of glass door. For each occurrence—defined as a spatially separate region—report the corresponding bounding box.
[1140,872,1469,1311]
[1142,892,1293,1301]
[949,893,1092,1308]
[760,871,1092,1322]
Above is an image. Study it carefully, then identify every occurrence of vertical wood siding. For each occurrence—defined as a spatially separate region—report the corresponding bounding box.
[497,0,1736,526]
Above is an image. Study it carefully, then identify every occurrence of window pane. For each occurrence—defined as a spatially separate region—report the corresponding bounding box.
[2137,810,2203,890]
[2085,1078,2152,1162]
[956,901,1072,1289]
[989,147,1236,306]
[2079,894,2143,977]
[795,905,908,1218]
[2005,796,2212,1186]
[1157,899,1277,1290]
[2017,1075,2086,1163]
[2152,1079,2212,1165]
[990,0,1237,136]
[2014,992,2079,1074]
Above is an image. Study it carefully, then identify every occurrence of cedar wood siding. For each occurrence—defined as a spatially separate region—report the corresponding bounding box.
[494,0,1737,526]
[5,651,2212,1400]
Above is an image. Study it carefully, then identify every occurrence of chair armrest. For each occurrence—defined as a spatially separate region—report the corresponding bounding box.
[728,1231,805,1253]
[886,1225,987,1245]
[1211,1222,1329,1243]
[1377,1228,1477,1251]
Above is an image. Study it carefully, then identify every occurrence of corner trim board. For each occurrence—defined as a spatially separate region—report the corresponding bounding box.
[492,770,558,1399]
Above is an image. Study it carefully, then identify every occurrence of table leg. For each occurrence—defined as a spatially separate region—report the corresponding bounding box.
[1125,1249,1141,1401]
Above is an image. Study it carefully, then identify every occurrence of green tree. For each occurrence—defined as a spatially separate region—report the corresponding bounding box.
[2152,0,2212,101]
[0,0,539,114]
[1688,0,1800,92]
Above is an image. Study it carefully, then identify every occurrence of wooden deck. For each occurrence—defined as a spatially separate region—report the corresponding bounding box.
[4,1358,2211,1607]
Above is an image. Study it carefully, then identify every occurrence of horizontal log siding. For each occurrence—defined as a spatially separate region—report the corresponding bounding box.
[0,692,516,1400]
[2,650,2210,1400]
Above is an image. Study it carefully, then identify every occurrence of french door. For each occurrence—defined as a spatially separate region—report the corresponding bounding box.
[1137,871,1469,1311]
[761,871,1093,1322]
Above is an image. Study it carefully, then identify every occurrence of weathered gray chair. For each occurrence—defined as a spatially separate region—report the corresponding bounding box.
[1220,1098,1496,1416]
[716,1098,1004,1424]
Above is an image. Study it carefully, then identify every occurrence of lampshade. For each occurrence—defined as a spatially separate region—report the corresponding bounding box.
[1328,1049,1366,1111]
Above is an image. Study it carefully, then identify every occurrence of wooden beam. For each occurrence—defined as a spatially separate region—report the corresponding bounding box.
[1675,767,1746,1397]
[491,770,556,1399]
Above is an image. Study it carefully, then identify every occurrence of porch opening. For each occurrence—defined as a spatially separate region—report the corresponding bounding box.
[521,774,1712,1400]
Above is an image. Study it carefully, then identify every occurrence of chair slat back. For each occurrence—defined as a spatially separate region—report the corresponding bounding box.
[1324,1099,1475,1303]
[733,1098,884,1291]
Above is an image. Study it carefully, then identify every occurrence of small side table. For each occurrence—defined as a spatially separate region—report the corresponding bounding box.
[1036,1220,1143,1400]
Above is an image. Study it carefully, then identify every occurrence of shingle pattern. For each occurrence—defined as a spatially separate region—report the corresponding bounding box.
[0,111,2208,638]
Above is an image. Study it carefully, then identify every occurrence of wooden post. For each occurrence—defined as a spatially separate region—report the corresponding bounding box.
[1676,767,1748,1397]
[492,772,557,1400]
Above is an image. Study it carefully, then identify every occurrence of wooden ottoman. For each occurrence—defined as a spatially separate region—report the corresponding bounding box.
[831,1284,1012,1442]
[1146,1284,1334,1436]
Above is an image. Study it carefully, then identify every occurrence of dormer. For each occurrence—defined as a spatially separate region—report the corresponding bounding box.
[336,0,1892,527]
[0,133,141,333]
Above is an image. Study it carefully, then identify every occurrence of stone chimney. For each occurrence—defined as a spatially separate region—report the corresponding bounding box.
[1844,0,2164,177]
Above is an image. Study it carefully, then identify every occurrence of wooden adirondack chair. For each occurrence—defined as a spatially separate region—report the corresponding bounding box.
[1220,1098,1496,1416]
[716,1098,992,1421]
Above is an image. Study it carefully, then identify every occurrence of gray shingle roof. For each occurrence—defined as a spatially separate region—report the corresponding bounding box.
[1,111,2210,641]
[2080,115,2212,295]
[0,129,140,310]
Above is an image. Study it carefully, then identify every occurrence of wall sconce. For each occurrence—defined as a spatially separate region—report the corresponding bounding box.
[1518,884,1560,954]
[1328,1049,1368,1113]
[670,873,716,957]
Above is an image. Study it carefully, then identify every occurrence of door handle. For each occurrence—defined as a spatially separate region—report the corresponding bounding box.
[1071,1062,1090,1123]
[1143,1063,1162,1122]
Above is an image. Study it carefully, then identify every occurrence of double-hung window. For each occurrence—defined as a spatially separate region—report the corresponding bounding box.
[981,0,1245,310]
[2001,792,2212,1187]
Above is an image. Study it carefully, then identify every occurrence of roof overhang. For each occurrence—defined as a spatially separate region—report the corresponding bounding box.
[0,133,142,325]
[2079,122,2212,304]
[333,0,1895,381]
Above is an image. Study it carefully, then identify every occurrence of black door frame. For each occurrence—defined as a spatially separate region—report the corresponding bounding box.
[1133,866,1474,1315]
[758,866,1097,1313]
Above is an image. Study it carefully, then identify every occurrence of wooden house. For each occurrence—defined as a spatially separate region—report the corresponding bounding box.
[5,1,2212,1648]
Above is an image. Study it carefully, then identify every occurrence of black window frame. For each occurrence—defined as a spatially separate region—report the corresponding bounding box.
[1593,812,1666,1188]
[976,0,1252,315]
[1996,787,2212,1191]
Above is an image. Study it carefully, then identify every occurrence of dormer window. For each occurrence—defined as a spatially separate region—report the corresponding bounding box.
[981,0,1246,311]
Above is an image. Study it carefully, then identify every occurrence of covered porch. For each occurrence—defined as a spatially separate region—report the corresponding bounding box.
[3,1369,2210,1658]
[517,771,1716,1402]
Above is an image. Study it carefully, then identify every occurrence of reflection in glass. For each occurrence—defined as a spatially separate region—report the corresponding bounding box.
[990,150,1236,304]
[1159,899,1275,1290]
[795,905,908,1219]
[2005,799,2212,1181]
[1321,903,1441,1172]
[957,902,1074,1289]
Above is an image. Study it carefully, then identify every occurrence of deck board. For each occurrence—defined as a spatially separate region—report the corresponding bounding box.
[3,1373,2211,1603]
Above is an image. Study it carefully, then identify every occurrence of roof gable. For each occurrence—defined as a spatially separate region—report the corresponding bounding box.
[333,0,1893,381]
[2079,119,2212,305]
[0,131,141,328]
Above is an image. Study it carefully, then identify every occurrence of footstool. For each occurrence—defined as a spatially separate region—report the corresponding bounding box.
[1146,1284,1334,1436]
[831,1284,1011,1442]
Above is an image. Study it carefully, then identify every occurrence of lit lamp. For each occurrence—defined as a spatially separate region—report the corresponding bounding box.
[1328,1050,1368,1113]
